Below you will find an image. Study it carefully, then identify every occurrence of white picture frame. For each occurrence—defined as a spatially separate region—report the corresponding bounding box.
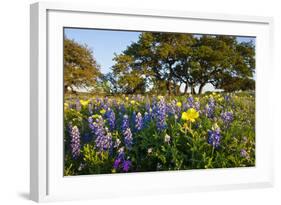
[30,1,274,202]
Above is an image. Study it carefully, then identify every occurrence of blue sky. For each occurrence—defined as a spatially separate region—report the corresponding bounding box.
[64,28,256,75]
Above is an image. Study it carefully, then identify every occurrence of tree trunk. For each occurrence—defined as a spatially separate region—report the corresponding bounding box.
[192,87,196,95]
[64,85,68,94]
[166,81,171,95]
[198,84,205,94]
[178,82,182,95]
[190,84,195,94]
[184,83,188,94]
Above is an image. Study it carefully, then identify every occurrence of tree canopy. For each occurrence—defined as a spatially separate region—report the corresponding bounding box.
[63,32,255,95]
[64,37,101,93]
[112,32,255,95]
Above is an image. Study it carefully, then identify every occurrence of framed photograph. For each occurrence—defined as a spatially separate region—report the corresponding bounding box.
[30,2,274,202]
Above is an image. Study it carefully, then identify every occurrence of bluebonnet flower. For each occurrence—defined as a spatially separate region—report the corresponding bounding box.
[113,147,131,172]
[143,112,151,128]
[123,160,131,172]
[89,116,113,151]
[119,103,126,114]
[155,97,167,131]
[240,149,247,157]
[166,100,176,116]
[145,101,151,113]
[187,96,194,107]
[124,128,133,149]
[75,99,81,111]
[96,130,113,152]
[207,124,221,148]
[113,148,125,169]
[224,95,231,102]
[70,125,81,159]
[121,114,129,131]
[105,109,115,131]
[181,102,188,111]
[204,97,216,118]
[135,112,143,131]
[221,111,233,127]
[240,149,250,159]
[194,101,200,111]
[100,98,109,110]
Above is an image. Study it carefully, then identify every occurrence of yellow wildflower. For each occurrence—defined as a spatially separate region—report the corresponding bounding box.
[80,99,90,107]
[130,100,135,105]
[176,102,182,107]
[157,96,164,100]
[181,108,199,122]
[92,114,101,119]
[100,109,106,115]
[64,103,69,110]
[125,97,129,101]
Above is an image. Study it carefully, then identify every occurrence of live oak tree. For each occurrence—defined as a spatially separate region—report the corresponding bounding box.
[112,32,255,95]
[189,36,255,94]
[64,37,101,93]
[112,32,195,94]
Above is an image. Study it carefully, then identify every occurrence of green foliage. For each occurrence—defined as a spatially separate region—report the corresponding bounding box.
[64,92,255,175]
[81,144,113,174]
[64,37,101,93]
[112,33,255,95]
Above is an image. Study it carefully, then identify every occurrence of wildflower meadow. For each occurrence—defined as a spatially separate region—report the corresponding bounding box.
[63,29,255,175]
[64,92,255,175]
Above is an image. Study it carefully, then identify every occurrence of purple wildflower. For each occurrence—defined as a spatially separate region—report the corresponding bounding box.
[187,96,194,107]
[240,149,248,158]
[155,97,167,131]
[204,97,216,118]
[145,101,151,113]
[207,124,221,148]
[113,148,125,169]
[70,125,81,159]
[143,112,151,128]
[224,95,231,102]
[121,114,129,131]
[135,112,143,131]
[113,147,131,172]
[105,109,115,131]
[75,99,81,111]
[89,116,113,151]
[119,103,126,113]
[182,102,188,111]
[194,101,200,111]
[113,158,122,169]
[123,160,131,172]
[124,128,133,149]
[221,111,233,127]
[166,100,176,116]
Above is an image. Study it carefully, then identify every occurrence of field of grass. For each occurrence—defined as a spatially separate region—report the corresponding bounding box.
[64,91,255,175]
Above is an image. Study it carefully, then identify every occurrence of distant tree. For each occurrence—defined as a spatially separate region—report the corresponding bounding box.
[64,37,101,93]
[186,36,255,94]
[100,72,119,94]
[112,32,194,95]
[112,33,255,95]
